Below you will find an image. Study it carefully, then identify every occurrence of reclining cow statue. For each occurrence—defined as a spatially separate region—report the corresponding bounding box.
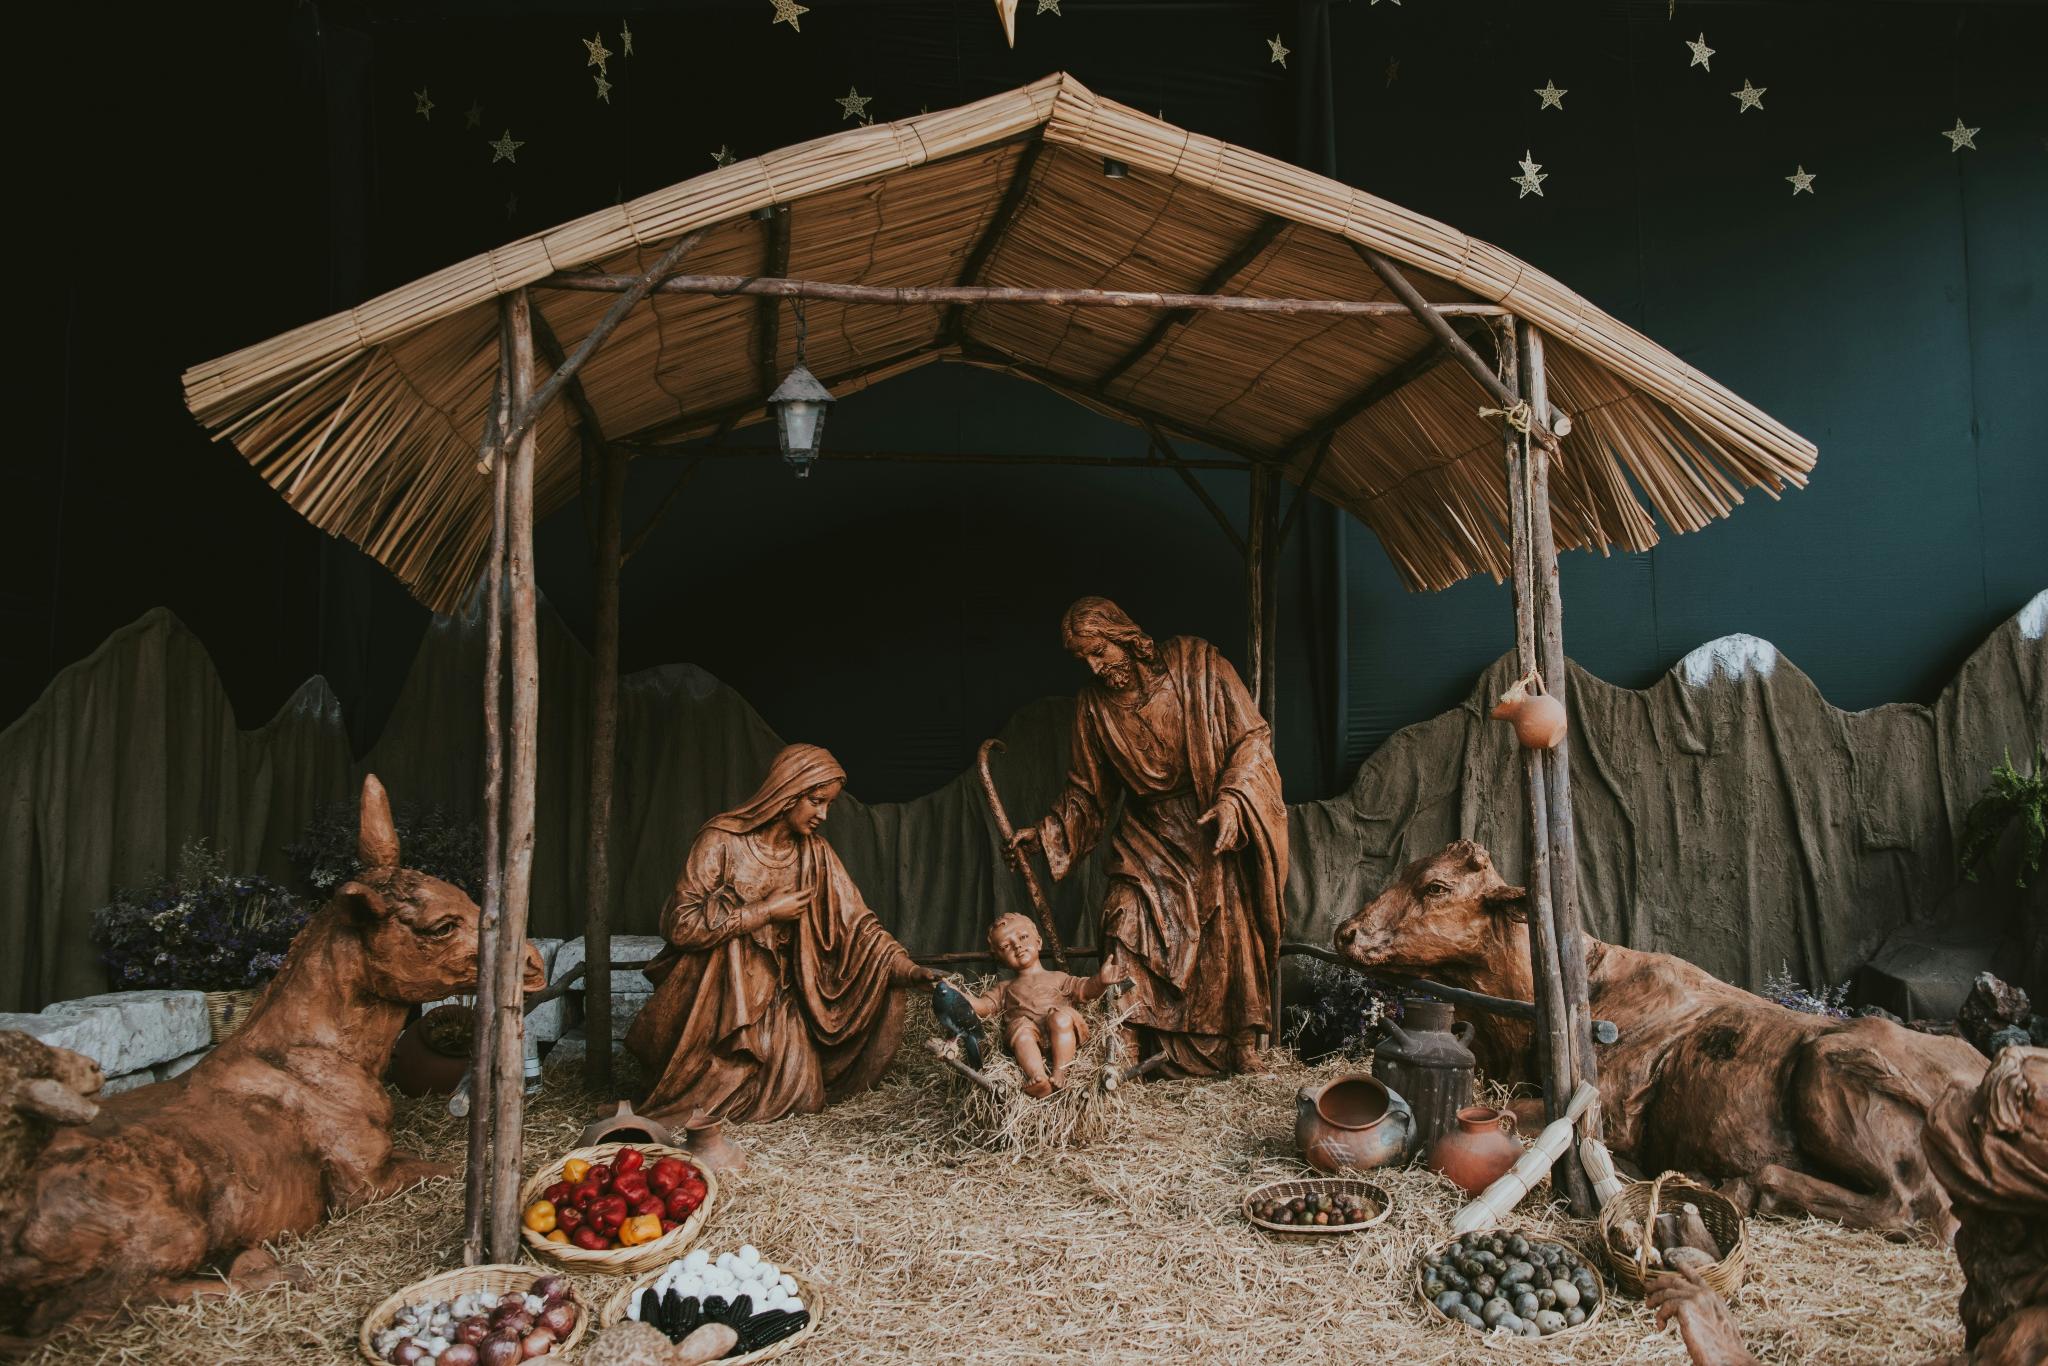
[1335,840,1987,1240]
[0,775,546,1341]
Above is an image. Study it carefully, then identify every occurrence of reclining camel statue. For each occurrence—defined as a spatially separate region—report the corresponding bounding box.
[0,774,545,1341]
[1335,840,1987,1240]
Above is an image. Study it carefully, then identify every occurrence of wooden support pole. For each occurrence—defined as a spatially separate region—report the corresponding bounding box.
[462,344,512,1267]
[486,288,542,1261]
[1500,317,1592,1214]
[1520,325,1602,1140]
[1248,464,1283,1036]
[1147,426,1247,556]
[923,1037,1003,1093]
[582,444,627,1092]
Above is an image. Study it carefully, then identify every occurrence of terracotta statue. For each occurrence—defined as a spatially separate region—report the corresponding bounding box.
[0,775,546,1341]
[626,744,941,1125]
[0,1034,101,1194]
[1004,597,1286,1078]
[1335,840,1987,1238]
[957,913,1127,1097]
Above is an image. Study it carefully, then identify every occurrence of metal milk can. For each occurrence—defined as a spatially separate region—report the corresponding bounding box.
[1371,997,1478,1157]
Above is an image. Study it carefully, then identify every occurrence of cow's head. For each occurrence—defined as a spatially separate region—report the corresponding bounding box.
[333,774,546,1003]
[1335,840,1528,979]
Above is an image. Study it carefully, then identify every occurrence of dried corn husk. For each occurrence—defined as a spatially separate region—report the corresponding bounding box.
[1451,1082,1599,1233]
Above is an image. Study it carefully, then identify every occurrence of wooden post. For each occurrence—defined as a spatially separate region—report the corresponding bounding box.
[1247,465,1284,1037]
[462,349,512,1267]
[583,444,626,1092]
[1498,317,1590,1212]
[1519,325,1603,1141]
[487,288,542,1261]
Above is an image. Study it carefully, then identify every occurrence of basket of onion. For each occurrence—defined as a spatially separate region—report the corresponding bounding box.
[519,1140,718,1274]
[359,1267,585,1366]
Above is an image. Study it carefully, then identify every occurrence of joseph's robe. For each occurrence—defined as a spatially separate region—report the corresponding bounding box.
[1035,635,1287,1076]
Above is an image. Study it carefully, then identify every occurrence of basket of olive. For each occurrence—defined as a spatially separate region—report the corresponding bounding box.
[1415,1229,1605,1339]
[1242,1178,1391,1235]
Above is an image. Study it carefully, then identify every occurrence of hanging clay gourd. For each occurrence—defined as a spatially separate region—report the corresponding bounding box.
[1492,672,1568,749]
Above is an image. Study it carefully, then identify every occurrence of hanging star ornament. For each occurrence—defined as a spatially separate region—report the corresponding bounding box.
[583,32,612,74]
[711,144,736,167]
[414,88,434,120]
[1785,165,1816,195]
[836,86,872,121]
[594,72,612,103]
[1535,79,1566,111]
[620,21,634,56]
[1511,150,1549,199]
[489,129,524,163]
[1268,34,1290,68]
[1942,118,1980,152]
[1686,33,1714,70]
[1038,0,1061,14]
[772,0,809,32]
[1731,79,1766,113]
[464,99,482,130]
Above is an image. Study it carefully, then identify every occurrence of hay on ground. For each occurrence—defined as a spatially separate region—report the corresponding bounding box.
[929,978,1132,1157]
[27,1000,1965,1365]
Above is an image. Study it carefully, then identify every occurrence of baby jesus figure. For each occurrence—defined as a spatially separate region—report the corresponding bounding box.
[964,913,1127,1098]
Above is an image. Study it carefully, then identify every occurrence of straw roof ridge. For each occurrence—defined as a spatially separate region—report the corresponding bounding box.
[182,71,1815,610]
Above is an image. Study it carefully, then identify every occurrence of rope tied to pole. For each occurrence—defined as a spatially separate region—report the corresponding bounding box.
[1479,398,1535,433]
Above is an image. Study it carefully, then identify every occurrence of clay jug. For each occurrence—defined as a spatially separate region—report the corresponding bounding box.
[1427,1104,1523,1195]
[1371,999,1477,1157]
[386,1004,474,1097]
[1491,673,1567,750]
[1295,1074,1415,1174]
[577,1099,676,1149]
[683,1114,747,1176]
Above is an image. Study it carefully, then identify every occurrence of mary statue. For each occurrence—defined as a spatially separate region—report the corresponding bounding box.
[626,743,940,1124]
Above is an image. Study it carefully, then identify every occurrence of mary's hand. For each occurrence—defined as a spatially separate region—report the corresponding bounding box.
[1197,799,1245,854]
[755,887,810,925]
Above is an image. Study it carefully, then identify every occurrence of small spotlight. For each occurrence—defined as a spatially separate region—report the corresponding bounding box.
[1102,157,1129,180]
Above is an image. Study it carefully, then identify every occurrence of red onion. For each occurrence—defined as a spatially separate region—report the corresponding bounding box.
[479,1334,523,1366]
[489,1305,534,1336]
[389,1341,426,1366]
[527,1275,570,1304]
[520,1326,557,1359]
[439,1348,480,1366]
[456,1316,492,1346]
[537,1302,577,1339]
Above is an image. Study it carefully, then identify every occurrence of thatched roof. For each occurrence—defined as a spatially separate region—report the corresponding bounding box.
[182,72,1814,611]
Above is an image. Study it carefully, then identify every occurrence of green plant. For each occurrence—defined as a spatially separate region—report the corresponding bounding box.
[1959,744,2047,892]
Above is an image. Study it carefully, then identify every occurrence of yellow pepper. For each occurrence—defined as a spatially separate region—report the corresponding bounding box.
[618,1213,663,1247]
[522,1199,558,1234]
[546,1229,570,1244]
[561,1158,592,1184]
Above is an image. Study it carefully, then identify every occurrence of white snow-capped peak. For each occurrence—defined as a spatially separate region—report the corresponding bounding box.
[1676,634,1780,687]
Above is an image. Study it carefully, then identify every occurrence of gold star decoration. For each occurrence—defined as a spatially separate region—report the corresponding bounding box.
[464,99,482,130]
[1268,34,1290,68]
[711,144,736,167]
[1038,0,1061,13]
[414,88,434,120]
[583,32,612,74]
[836,86,872,121]
[1686,33,1714,71]
[1511,150,1549,199]
[1535,79,1566,111]
[1942,118,1980,152]
[620,21,634,56]
[490,129,525,164]
[594,72,612,103]
[1785,165,1816,195]
[1730,79,1765,113]
[772,0,809,32]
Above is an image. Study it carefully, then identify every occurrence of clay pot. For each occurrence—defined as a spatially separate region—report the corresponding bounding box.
[1426,1104,1523,1195]
[1491,673,1567,750]
[576,1099,675,1148]
[386,1004,474,1097]
[683,1115,747,1176]
[1295,1074,1415,1174]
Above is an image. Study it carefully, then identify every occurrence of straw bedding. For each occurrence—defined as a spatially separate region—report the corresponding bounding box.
[28,1001,1963,1365]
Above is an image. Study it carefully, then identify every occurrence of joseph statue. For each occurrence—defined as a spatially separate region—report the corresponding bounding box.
[1006,597,1287,1077]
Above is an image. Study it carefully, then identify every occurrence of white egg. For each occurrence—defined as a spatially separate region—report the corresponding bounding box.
[684,1250,710,1270]
[739,1244,760,1265]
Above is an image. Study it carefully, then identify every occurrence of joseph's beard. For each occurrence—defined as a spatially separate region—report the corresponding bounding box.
[1099,662,1136,691]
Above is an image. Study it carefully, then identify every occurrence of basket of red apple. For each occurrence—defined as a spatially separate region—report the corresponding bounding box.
[518,1141,718,1274]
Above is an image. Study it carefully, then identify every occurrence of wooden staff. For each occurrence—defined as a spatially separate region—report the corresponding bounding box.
[977,738,1068,968]
[923,1037,1001,1094]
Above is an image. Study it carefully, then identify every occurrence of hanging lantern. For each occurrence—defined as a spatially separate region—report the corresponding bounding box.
[766,300,833,477]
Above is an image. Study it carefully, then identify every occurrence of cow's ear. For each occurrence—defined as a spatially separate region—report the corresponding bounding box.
[1481,883,1528,922]
[336,879,394,922]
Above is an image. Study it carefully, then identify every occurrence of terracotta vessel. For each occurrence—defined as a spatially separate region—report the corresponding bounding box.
[1371,998,1477,1157]
[1295,1074,1415,1174]
[385,1004,473,1097]
[1491,673,1567,749]
[1427,1104,1524,1195]
[578,1099,675,1148]
[682,1114,747,1175]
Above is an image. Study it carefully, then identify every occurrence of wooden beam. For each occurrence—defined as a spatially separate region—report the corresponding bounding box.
[945,137,1046,346]
[1093,216,1289,390]
[755,207,792,399]
[499,227,707,459]
[1147,425,1246,557]
[1276,434,1335,549]
[624,442,1249,471]
[543,270,1513,319]
[1353,245,1563,452]
[581,445,626,1093]
[528,303,611,452]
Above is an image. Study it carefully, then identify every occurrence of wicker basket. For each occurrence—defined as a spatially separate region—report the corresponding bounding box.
[357,1263,589,1365]
[1242,1178,1393,1236]
[519,1141,718,1274]
[1597,1170,1748,1300]
[204,988,260,1042]
[1414,1231,1607,1340]
[601,1263,822,1365]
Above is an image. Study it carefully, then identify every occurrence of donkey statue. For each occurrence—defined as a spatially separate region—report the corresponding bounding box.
[0,774,546,1341]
